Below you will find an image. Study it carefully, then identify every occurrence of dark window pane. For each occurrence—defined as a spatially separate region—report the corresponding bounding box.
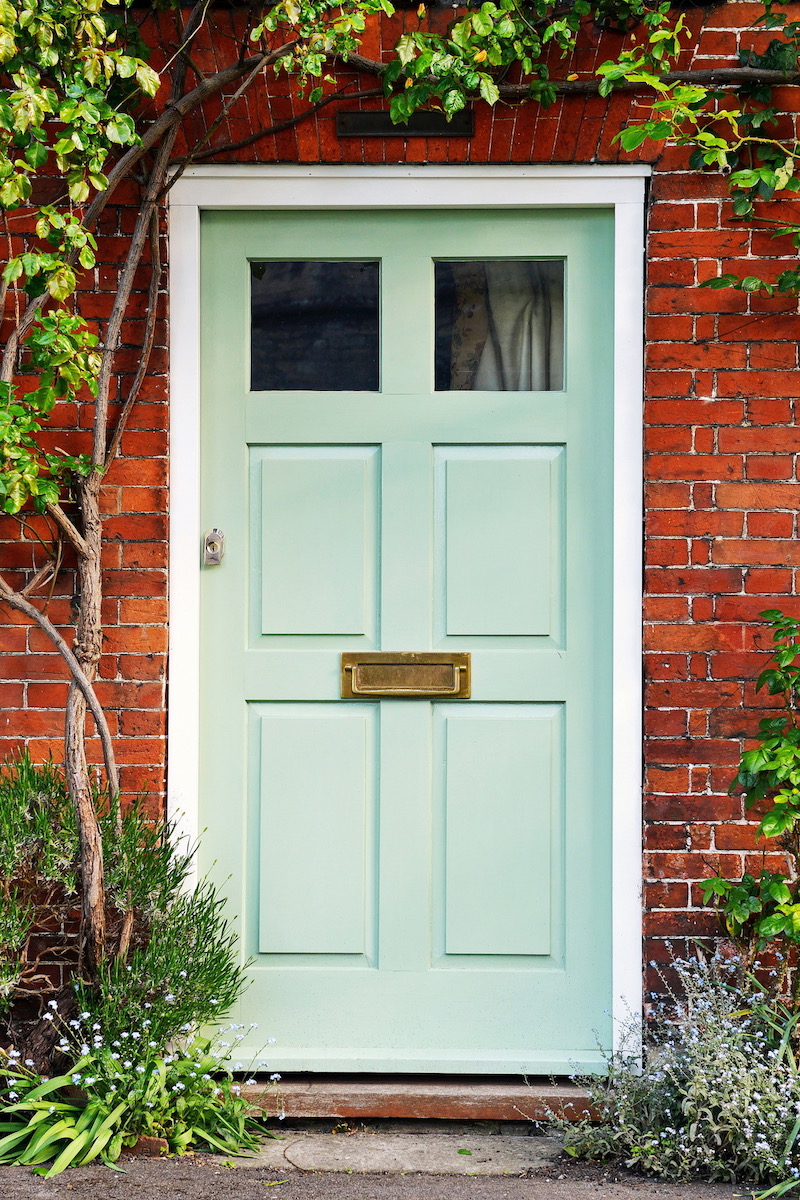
[435,260,564,391]
[251,261,380,391]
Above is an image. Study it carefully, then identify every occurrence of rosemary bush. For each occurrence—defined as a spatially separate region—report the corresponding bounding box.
[562,954,800,1192]
[0,752,247,1062]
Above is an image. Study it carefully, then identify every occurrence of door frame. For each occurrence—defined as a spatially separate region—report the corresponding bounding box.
[167,163,648,1055]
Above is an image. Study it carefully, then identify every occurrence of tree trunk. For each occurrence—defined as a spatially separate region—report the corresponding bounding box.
[65,478,107,977]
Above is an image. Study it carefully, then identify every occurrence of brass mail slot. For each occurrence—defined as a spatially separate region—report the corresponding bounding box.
[341,652,471,699]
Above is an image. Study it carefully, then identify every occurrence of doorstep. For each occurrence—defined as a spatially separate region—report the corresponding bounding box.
[243,1076,595,1121]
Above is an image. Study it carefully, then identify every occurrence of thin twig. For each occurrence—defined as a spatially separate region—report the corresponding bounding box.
[174,86,384,163]
[104,209,162,472]
[0,576,118,794]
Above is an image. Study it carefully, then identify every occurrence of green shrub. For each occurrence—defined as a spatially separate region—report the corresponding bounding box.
[561,954,800,1193]
[0,752,267,1173]
[0,752,247,1047]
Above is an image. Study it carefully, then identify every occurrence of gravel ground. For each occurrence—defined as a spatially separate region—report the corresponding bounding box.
[0,1155,747,1200]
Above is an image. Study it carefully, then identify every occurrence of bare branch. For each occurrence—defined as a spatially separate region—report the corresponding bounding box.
[104,210,162,472]
[0,576,118,794]
[83,41,298,236]
[176,86,384,164]
[334,50,800,96]
[20,559,57,600]
[46,502,88,559]
[165,50,274,195]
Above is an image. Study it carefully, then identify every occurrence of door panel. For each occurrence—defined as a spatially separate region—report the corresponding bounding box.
[200,207,615,1072]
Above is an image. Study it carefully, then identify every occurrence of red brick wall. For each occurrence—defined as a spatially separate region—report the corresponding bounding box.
[1,2,798,978]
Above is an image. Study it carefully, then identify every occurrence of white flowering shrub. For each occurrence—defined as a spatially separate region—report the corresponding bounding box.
[562,954,800,1190]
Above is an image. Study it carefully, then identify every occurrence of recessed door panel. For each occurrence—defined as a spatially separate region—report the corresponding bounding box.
[435,446,564,640]
[436,703,560,959]
[257,704,377,958]
[255,447,380,638]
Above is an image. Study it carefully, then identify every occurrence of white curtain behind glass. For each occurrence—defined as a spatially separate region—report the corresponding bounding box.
[445,260,564,391]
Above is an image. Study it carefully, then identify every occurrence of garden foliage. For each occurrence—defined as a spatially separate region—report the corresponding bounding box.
[0,752,246,1059]
[561,954,800,1194]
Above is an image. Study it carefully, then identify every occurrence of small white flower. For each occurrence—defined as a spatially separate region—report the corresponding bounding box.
[80,1013,90,1021]
[71,1075,81,1084]
[179,971,187,978]
[47,1000,58,1010]
[123,1061,132,1069]
[92,1024,101,1032]
[164,994,175,1003]
[42,1013,53,1022]
[24,1059,34,1066]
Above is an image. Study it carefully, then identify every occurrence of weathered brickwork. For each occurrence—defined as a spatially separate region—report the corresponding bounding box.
[0,2,798,988]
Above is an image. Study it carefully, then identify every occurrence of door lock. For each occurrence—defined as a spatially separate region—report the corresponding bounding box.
[203,528,225,566]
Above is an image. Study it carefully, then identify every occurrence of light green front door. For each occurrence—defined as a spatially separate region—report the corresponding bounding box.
[199,207,614,1073]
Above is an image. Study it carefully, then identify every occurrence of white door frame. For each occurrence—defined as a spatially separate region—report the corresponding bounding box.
[167,163,647,1052]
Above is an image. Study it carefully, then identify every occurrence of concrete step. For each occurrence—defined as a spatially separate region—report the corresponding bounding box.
[243,1077,594,1122]
[216,1130,563,1174]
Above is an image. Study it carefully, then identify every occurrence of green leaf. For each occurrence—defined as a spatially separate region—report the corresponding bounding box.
[24,142,47,169]
[479,75,500,105]
[618,125,649,151]
[759,807,799,838]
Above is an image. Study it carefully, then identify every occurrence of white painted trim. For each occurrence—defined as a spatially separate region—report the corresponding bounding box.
[167,201,201,868]
[167,164,647,1056]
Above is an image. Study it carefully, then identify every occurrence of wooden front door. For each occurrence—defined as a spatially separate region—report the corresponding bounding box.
[199,206,615,1072]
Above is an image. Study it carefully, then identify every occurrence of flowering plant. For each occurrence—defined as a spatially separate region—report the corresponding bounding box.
[560,954,800,1194]
[0,1006,267,1177]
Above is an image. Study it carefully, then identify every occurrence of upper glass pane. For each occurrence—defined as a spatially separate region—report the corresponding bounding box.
[434,260,564,391]
[250,261,380,391]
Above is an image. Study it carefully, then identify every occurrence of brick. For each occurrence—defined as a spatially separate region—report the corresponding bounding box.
[646,566,744,594]
[718,427,800,453]
[746,455,794,481]
[717,482,800,509]
[747,511,794,538]
[712,538,800,566]
[645,623,743,651]
[745,567,794,593]
[718,371,800,398]
[647,455,741,482]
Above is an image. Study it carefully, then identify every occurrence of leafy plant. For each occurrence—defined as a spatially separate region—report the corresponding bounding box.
[559,954,800,1191]
[701,611,800,989]
[0,1015,265,1177]
[0,753,247,1073]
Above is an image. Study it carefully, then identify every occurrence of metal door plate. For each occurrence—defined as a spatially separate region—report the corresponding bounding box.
[341,652,471,699]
